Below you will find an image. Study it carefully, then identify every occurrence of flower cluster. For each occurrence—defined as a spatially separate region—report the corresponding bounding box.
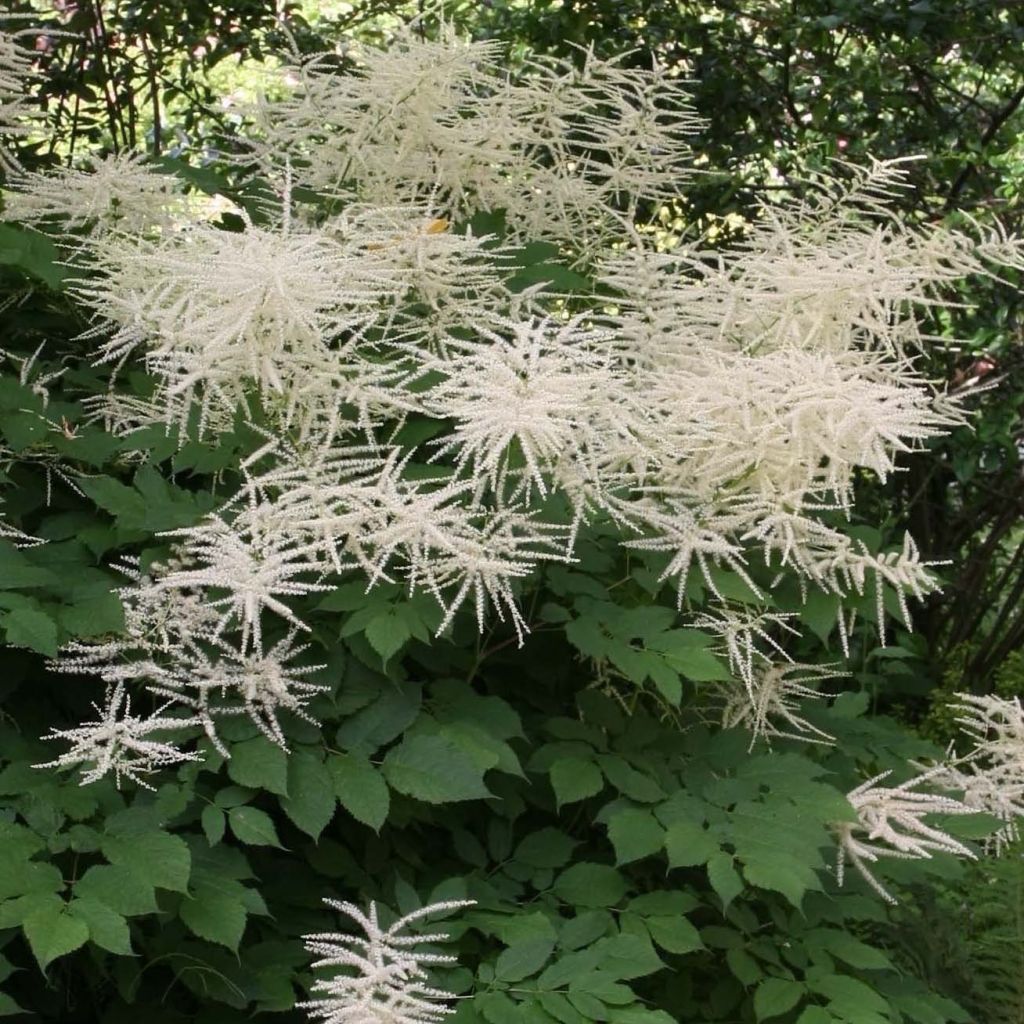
[927,694,1024,852]
[834,769,978,904]
[10,21,1022,815]
[299,898,474,1024]
[246,24,700,249]
[2,152,190,240]
[0,23,35,173]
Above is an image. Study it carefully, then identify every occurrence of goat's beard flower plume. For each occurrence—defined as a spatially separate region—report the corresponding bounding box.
[245,21,700,249]
[920,694,1024,853]
[718,661,844,748]
[0,24,36,173]
[300,898,475,1024]
[834,768,978,904]
[34,683,201,790]
[2,152,191,240]
[14,17,1024,821]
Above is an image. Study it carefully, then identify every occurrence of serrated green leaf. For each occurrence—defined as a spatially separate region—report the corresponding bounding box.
[281,748,335,839]
[364,610,413,663]
[102,831,191,893]
[23,904,89,970]
[228,806,284,847]
[75,865,157,917]
[0,224,67,288]
[382,733,491,803]
[179,880,248,951]
[754,978,805,1021]
[664,820,718,868]
[597,756,665,802]
[68,897,132,955]
[1,606,58,656]
[328,753,390,830]
[227,736,289,795]
[607,808,664,865]
[550,757,603,808]
[514,828,578,869]
[495,937,556,982]
[707,853,744,910]
[201,805,225,845]
[646,915,703,955]
[335,680,421,754]
[552,864,628,908]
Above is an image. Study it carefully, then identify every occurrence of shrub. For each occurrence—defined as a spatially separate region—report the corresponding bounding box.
[0,15,1020,1024]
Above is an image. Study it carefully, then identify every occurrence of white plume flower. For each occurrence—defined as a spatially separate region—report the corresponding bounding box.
[147,631,328,753]
[918,694,1024,853]
[719,661,843,747]
[246,23,699,249]
[834,768,978,903]
[3,152,189,239]
[424,316,635,503]
[0,24,36,173]
[35,683,200,790]
[153,500,332,654]
[694,608,800,690]
[300,897,475,1024]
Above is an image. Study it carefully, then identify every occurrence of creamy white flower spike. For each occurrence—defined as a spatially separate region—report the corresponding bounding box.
[300,898,475,1024]
[719,661,844,748]
[0,25,35,173]
[835,768,978,904]
[35,683,201,790]
[3,153,190,239]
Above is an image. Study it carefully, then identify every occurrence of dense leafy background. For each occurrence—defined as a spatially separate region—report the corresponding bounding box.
[0,3,1022,1023]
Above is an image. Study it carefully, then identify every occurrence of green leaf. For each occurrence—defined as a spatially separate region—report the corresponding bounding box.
[754,978,805,1021]
[0,853,63,900]
[0,224,67,289]
[75,865,157,917]
[328,753,390,831]
[364,610,413,663]
[56,590,125,638]
[495,938,556,982]
[592,933,665,980]
[514,828,578,869]
[808,973,891,1016]
[1,606,58,656]
[228,806,284,848]
[550,757,603,808]
[597,756,665,802]
[23,903,89,970]
[77,476,147,523]
[552,864,628,908]
[707,854,744,910]
[68,897,132,955]
[336,680,421,754]
[607,808,664,865]
[795,1009,832,1024]
[645,915,703,955]
[201,805,225,845]
[0,992,27,1016]
[814,930,893,970]
[179,880,248,951]
[0,543,60,588]
[102,831,191,893]
[664,820,718,868]
[281,748,335,839]
[382,734,491,803]
[227,736,290,795]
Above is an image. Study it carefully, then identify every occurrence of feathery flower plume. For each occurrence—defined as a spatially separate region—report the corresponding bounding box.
[300,897,475,1024]
[3,152,189,240]
[35,683,200,789]
[834,768,977,903]
[719,661,843,747]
